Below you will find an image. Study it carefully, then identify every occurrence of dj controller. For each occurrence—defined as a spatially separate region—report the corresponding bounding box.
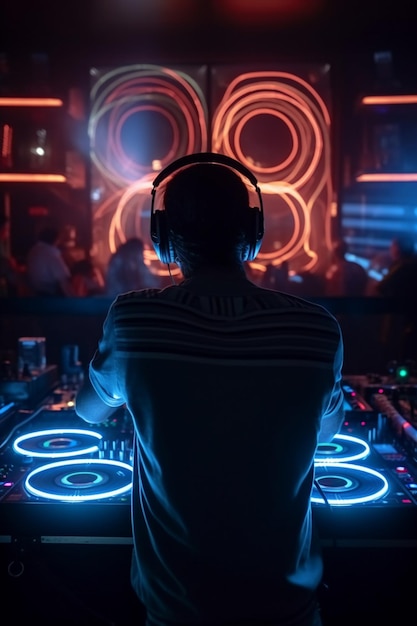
[1,373,417,546]
[313,378,417,544]
[0,372,416,625]
[0,386,134,542]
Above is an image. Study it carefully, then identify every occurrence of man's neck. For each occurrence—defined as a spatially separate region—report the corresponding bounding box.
[179,265,257,294]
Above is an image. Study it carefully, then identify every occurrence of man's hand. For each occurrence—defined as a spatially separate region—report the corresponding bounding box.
[75,375,120,424]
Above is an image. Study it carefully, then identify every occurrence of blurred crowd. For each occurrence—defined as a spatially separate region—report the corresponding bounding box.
[251,235,417,300]
[0,214,169,299]
[1,211,416,303]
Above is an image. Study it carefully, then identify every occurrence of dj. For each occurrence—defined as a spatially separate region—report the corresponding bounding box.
[75,153,345,626]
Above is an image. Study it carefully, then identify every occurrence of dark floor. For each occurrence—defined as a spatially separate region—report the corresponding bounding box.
[1,542,415,625]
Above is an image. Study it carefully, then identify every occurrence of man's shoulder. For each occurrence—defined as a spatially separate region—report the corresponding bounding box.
[112,285,337,322]
[114,286,174,304]
[112,286,185,315]
[253,286,337,316]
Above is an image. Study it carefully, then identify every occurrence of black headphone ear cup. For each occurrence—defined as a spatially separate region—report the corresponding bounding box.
[243,206,264,262]
[151,210,175,264]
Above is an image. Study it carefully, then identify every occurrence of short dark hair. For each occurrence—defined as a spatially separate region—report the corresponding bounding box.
[163,163,250,272]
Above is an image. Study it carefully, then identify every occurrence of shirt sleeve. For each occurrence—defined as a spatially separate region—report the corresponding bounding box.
[324,326,345,420]
[89,304,125,407]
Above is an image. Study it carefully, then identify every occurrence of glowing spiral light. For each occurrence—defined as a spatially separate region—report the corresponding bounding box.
[89,64,208,272]
[314,434,371,464]
[89,65,333,278]
[211,69,333,274]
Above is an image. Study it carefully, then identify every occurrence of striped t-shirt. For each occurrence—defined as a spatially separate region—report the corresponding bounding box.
[89,279,344,624]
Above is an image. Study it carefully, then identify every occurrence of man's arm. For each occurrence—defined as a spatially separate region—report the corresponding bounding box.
[75,374,121,424]
[317,397,345,443]
[317,325,345,443]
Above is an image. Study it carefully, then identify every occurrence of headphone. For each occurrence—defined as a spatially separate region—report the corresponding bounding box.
[150,152,264,264]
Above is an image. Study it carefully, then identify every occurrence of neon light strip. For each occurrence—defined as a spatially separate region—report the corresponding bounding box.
[0,173,66,182]
[1,124,12,157]
[0,98,63,107]
[343,218,412,231]
[342,203,405,217]
[356,173,417,182]
[361,95,417,105]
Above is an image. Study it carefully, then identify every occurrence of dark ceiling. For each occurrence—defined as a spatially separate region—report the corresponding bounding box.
[1,0,416,100]
[2,0,416,59]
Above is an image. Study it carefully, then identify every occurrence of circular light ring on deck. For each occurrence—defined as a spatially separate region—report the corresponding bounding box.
[24,458,133,502]
[13,429,103,458]
[312,462,389,506]
[315,434,371,464]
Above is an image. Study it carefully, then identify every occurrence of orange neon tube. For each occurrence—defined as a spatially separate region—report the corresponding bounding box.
[0,173,67,182]
[361,95,417,105]
[356,172,417,182]
[0,98,64,107]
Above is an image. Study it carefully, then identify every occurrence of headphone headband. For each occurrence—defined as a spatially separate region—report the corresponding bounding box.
[152,152,260,190]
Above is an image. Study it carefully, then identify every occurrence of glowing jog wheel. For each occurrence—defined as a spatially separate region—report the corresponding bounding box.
[312,462,389,506]
[24,458,133,502]
[315,434,370,464]
[13,428,103,458]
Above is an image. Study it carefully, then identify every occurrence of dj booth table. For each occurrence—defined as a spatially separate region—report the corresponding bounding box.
[1,377,416,625]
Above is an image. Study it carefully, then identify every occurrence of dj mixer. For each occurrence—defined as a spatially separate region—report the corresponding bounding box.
[0,374,416,625]
[312,380,417,544]
[1,376,417,545]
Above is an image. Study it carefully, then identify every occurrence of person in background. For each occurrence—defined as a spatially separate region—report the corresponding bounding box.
[325,239,368,296]
[70,257,105,297]
[59,223,87,271]
[375,235,417,360]
[26,225,75,296]
[75,154,344,626]
[105,237,160,297]
[376,236,417,296]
